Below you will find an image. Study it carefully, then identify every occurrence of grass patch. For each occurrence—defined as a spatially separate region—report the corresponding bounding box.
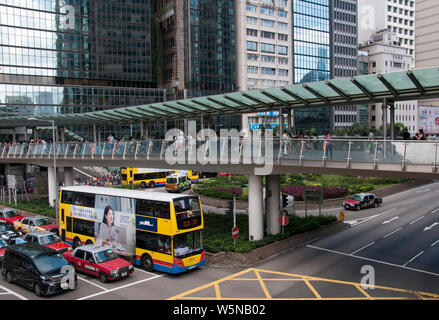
[0,198,55,218]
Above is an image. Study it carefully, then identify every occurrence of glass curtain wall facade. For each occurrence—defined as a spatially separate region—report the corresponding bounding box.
[293,0,331,135]
[0,0,165,140]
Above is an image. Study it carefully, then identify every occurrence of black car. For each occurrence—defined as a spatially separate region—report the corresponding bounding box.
[0,221,22,245]
[1,243,77,296]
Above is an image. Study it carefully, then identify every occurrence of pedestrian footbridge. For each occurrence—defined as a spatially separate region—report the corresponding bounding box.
[0,138,438,179]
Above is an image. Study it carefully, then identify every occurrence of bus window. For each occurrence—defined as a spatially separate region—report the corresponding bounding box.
[62,191,73,204]
[174,197,202,229]
[136,199,170,219]
[136,231,171,255]
[72,218,95,237]
[173,231,202,258]
[156,202,170,219]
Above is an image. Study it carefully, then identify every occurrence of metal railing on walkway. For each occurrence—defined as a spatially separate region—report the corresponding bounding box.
[1,139,438,173]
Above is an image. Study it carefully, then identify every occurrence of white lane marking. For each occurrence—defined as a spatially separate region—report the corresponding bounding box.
[403,251,424,267]
[77,274,164,300]
[417,189,431,193]
[431,208,439,214]
[431,240,439,247]
[383,217,399,224]
[424,222,439,232]
[0,285,28,300]
[77,276,108,291]
[350,242,376,255]
[383,227,403,239]
[307,245,439,278]
[410,216,425,225]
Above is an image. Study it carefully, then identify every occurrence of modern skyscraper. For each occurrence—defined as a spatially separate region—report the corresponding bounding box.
[415,0,439,108]
[293,0,332,134]
[358,0,415,57]
[0,0,165,140]
[331,0,360,130]
[157,0,239,133]
[359,29,417,134]
[236,0,293,131]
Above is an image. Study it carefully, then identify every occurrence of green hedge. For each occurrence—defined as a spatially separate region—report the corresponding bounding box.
[203,213,337,253]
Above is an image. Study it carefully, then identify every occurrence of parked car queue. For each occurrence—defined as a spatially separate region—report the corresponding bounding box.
[0,208,135,297]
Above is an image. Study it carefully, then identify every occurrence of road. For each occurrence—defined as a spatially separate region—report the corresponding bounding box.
[1,182,439,303]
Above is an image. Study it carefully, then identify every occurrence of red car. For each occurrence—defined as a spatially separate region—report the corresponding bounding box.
[22,231,72,254]
[63,245,134,283]
[217,172,235,177]
[0,208,24,224]
[343,193,383,211]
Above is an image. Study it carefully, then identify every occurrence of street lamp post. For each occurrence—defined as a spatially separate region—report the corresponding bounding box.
[28,118,58,224]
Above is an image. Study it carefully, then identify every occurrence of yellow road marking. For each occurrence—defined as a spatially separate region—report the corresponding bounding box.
[167,268,439,300]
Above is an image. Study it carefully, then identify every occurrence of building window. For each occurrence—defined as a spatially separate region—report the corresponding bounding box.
[247,41,258,51]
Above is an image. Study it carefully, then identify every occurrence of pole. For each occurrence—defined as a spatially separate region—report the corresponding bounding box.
[52,120,58,224]
[233,197,237,247]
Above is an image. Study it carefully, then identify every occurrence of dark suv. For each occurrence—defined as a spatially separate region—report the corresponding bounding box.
[1,243,77,296]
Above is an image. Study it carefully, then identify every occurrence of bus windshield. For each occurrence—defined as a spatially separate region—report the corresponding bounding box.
[173,197,202,230]
[173,231,202,258]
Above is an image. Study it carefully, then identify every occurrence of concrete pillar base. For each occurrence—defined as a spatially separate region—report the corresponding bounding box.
[248,175,264,241]
[64,167,73,187]
[266,175,281,235]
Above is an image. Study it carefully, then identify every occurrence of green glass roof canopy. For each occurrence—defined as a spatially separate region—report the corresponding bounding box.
[0,67,438,129]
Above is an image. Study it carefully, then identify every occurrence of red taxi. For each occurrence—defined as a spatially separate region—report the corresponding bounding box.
[63,245,134,283]
[23,231,72,254]
[0,208,24,224]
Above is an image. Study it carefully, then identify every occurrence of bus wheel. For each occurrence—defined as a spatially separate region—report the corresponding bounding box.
[149,181,155,188]
[141,254,153,272]
[140,182,146,188]
[85,240,93,245]
[73,237,82,249]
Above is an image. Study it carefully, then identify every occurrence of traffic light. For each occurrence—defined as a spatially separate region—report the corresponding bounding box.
[282,194,288,208]
[225,200,234,215]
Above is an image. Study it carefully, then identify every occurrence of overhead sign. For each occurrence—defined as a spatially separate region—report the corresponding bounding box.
[302,189,323,205]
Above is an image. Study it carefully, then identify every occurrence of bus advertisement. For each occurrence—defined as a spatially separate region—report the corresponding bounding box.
[59,186,205,274]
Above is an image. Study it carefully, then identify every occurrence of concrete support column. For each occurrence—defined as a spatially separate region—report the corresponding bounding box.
[248,175,264,241]
[140,121,144,138]
[93,125,97,143]
[266,175,281,235]
[60,127,65,143]
[47,167,57,208]
[382,99,388,140]
[389,103,395,140]
[64,167,73,187]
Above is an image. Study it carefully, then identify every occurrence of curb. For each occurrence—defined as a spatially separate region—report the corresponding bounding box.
[206,220,349,268]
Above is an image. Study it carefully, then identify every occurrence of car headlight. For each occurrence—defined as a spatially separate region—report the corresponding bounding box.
[110,270,118,275]
[128,265,133,270]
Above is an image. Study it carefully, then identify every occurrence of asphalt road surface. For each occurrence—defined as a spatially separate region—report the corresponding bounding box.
[1,182,439,301]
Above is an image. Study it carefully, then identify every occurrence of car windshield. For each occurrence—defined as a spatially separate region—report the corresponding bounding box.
[166,177,178,184]
[0,238,6,249]
[39,234,60,245]
[35,218,50,226]
[94,249,119,263]
[0,223,13,232]
[3,210,19,218]
[352,195,363,201]
[34,253,68,276]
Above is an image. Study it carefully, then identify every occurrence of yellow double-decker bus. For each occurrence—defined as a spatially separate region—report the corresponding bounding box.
[121,168,199,187]
[58,186,205,274]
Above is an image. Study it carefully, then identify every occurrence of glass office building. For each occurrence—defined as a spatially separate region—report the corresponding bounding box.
[292,0,332,134]
[0,0,165,140]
